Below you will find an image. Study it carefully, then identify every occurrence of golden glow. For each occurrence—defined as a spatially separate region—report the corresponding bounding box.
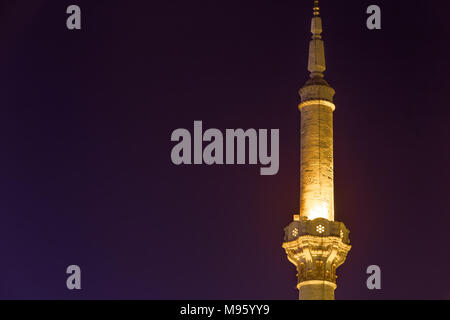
[306,202,329,220]
[298,99,336,111]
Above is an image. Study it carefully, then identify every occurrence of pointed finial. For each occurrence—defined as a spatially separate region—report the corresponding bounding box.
[310,0,323,39]
[300,0,335,103]
[313,0,320,16]
[307,0,325,79]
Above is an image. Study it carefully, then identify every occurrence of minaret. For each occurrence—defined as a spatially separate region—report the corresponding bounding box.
[282,1,351,300]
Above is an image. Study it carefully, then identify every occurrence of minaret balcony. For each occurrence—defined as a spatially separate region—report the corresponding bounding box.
[283,217,350,244]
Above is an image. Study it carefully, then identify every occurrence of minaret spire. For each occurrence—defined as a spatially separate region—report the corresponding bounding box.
[298,0,336,222]
[308,0,326,79]
[282,0,351,300]
[313,0,320,16]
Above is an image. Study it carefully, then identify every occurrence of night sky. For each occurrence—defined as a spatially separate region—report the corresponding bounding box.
[0,0,449,299]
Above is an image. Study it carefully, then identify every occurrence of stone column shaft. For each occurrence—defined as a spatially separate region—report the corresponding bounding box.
[299,103,334,221]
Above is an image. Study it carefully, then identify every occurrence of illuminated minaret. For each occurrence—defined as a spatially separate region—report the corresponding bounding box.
[282,1,351,300]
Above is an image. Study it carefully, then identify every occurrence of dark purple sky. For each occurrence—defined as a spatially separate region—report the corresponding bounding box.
[0,0,449,299]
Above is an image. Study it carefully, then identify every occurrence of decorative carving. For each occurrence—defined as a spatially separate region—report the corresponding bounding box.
[283,218,351,286]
